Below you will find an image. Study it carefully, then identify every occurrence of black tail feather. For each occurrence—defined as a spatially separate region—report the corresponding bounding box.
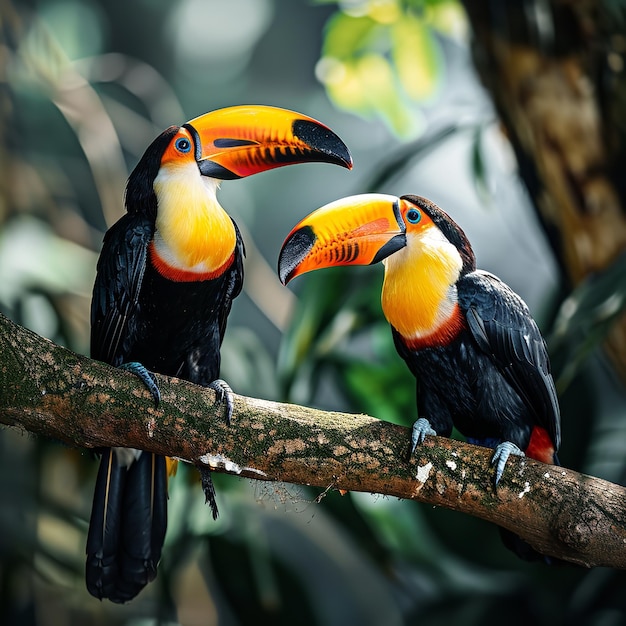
[86,449,167,603]
[499,527,558,565]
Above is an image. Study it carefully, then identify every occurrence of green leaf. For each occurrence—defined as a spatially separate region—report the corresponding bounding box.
[549,251,626,390]
[321,13,379,60]
[470,125,492,204]
[321,52,424,137]
[342,353,415,425]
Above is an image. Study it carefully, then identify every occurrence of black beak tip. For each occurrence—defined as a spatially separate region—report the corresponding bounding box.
[278,269,290,286]
[293,120,353,169]
[278,226,317,285]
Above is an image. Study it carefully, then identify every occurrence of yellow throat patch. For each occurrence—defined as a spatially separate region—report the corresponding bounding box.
[381,226,463,344]
[151,162,236,280]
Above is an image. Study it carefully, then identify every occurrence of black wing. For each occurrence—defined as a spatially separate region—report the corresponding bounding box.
[217,218,245,345]
[459,270,560,450]
[90,212,154,366]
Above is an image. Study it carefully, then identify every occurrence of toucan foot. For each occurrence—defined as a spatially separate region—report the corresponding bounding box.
[491,441,525,486]
[120,362,161,407]
[410,418,437,456]
[208,379,234,425]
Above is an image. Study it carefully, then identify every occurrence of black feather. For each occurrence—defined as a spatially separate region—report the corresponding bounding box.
[85,449,125,600]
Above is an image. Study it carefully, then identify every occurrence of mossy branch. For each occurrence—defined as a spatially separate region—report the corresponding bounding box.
[1,312,625,569]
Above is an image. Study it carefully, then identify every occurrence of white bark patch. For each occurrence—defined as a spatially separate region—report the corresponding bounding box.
[416,462,433,483]
[446,460,457,471]
[198,453,267,477]
[518,482,531,498]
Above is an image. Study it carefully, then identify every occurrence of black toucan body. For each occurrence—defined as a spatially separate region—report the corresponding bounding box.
[86,105,352,603]
[278,193,561,563]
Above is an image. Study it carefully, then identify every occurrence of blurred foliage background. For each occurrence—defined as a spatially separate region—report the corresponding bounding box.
[1,0,626,624]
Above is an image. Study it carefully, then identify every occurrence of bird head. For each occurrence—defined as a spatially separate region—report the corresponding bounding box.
[278,193,475,285]
[126,105,353,214]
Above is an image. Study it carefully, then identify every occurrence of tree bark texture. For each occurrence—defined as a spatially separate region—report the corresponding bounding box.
[1,312,625,569]
[462,0,626,380]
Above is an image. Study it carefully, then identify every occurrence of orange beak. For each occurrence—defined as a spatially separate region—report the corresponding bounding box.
[184,105,353,180]
[278,193,406,285]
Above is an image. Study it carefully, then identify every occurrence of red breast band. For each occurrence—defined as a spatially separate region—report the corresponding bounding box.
[149,241,234,282]
[400,305,465,351]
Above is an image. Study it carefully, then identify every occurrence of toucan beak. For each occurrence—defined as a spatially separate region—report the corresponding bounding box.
[278,193,407,285]
[184,105,353,180]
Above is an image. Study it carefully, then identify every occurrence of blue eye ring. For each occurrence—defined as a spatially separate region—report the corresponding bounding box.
[175,137,192,153]
[406,208,421,224]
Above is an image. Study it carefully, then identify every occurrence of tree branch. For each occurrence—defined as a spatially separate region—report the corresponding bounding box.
[1,311,625,569]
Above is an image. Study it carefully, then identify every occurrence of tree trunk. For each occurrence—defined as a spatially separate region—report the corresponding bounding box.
[462,0,626,379]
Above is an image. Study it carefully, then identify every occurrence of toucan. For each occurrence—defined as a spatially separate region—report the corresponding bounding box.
[278,193,561,563]
[86,105,352,603]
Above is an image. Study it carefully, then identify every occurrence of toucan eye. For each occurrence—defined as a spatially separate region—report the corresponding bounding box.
[175,137,191,153]
[406,208,421,224]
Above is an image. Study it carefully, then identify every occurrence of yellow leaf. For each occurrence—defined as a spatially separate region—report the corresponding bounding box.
[391,13,442,102]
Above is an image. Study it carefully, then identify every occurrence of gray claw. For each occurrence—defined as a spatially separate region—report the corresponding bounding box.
[491,441,525,486]
[120,361,161,407]
[410,418,437,455]
[208,379,234,424]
